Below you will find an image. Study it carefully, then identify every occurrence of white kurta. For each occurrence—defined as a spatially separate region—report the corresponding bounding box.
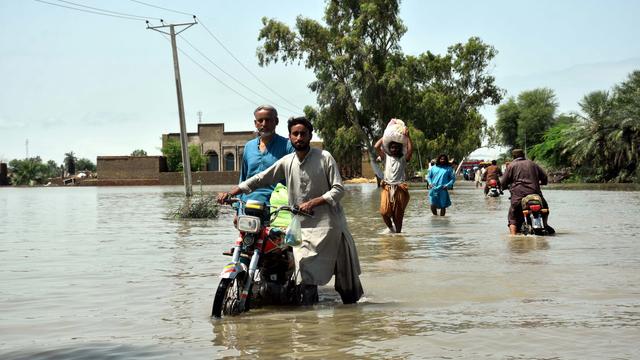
[238,148,362,288]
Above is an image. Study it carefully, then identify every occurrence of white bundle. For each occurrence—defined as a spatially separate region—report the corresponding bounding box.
[382,118,408,153]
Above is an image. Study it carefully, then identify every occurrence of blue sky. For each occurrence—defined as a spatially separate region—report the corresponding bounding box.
[1,0,639,164]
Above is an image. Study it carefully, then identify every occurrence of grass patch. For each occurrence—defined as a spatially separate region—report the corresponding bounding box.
[173,194,220,219]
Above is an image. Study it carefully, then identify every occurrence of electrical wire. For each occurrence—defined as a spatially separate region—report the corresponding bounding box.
[34,0,145,21]
[159,35,261,107]
[128,0,305,111]
[129,0,194,17]
[199,20,305,111]
[178,35,298,114]
[54,0,163,20]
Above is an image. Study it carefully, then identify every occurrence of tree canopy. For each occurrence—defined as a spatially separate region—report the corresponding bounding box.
[161,140,206,172]
[257,0,502,164]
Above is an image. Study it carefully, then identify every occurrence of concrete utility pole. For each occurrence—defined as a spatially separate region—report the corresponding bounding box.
[148,18,197,197]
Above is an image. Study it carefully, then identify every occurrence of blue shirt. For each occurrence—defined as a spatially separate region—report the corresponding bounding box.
[239,134,294,205]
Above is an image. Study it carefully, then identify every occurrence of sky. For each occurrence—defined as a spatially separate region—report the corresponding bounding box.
[1,0,639,164]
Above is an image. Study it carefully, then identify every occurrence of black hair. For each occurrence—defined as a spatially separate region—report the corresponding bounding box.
[287,116,313,134]
[491,160,497,165]
[437,154,450,166]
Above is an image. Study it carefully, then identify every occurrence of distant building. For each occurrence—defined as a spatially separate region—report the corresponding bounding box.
[162,123,254,172]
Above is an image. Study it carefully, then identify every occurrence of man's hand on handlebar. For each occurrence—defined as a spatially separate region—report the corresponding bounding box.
[216,186,242,204]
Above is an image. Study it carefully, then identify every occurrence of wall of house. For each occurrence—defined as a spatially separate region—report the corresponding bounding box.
[97,156,167,180]
[159,171,240,185]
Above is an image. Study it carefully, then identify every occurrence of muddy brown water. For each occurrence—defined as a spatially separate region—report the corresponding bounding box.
[1,182,639,359]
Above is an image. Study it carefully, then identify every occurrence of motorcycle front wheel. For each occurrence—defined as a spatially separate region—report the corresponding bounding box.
[211,272,250,318]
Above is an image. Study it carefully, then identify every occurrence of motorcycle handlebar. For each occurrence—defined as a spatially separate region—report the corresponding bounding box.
[272,205,313,218]
[221,197,313,217]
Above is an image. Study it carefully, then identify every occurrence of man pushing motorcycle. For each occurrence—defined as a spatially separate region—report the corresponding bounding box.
[217,116,364,305]
[501,148,555,235]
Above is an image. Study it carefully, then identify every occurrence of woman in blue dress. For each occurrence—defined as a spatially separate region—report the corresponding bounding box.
[427,154,456,216]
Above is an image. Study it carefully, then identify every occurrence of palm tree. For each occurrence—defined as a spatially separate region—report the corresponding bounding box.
[563,91,614,180]
[64,151,76,176]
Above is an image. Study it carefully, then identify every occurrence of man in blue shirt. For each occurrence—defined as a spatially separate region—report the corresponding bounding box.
[239,105,294,205]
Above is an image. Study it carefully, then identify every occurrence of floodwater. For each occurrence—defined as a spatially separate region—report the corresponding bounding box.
[1,182,639,359]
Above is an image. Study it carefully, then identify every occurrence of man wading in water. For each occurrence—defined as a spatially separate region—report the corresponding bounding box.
[374,126,413,233]
[218,117,364,305]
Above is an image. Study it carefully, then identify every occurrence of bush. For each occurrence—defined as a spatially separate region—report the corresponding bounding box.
[172,195,219,219]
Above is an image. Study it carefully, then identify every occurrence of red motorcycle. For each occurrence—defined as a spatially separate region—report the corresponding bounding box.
[211,198,311,318]
[520,194,553,235]
[485,179,501,197]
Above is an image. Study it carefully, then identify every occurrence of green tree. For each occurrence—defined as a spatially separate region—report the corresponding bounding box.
[8,157,49,185]
[563,90,615,181]
[528,120,575,169]
[516,88,558,148]
[64,151,76,175]
[495,89,558,150]
[188,144,206,172]
[257,0,502,165]
[161,140,182,172]
[76,158,96,172]
[495,97,520,147]
[161,139,206,172]
[609,71,640,181]
[131,149,148,156]
[46,160,61,178]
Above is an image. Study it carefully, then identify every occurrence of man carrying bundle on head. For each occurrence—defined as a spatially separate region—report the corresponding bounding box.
[374,119,413,233]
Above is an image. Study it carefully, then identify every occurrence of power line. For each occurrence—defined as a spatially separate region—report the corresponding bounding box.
[158,35,261,107]
[178,34,298,114]
[54,0,163,20]
[128,0,305,111]
[199,20,305,111]
[34,0,146,22]
[129,0,194,17]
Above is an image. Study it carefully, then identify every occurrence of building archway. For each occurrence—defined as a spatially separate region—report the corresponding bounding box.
[224,153,235,171]
[207,151,219,171]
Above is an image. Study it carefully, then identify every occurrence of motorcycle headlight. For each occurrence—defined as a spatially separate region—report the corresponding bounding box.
[237,215,261,233]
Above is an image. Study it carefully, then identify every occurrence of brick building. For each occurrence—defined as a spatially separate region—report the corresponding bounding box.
[162,123,254,172]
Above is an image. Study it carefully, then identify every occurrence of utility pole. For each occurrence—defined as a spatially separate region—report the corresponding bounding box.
[148,18,197,197]
[25,139,29,158]
[197,110,203,124]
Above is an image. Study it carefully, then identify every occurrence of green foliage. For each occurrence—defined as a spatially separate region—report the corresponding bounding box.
[188,144,207,172]
[528,121,574,169]
[76,158,96,172]
[161,140,183,172]
[8,157,58,185]
[516,88,558,147]
[258,0,502,164]
[495,89,558,150]
[522,71,640,183]
[131,149,148,156]
[161,139,207,172]
[495,97,519,147]
[64,151,76,175]
[172,195,219,219]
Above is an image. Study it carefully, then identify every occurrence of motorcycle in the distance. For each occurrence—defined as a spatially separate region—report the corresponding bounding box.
[211,198,311,318]
[485,179,501,197]
[519,194,554,235]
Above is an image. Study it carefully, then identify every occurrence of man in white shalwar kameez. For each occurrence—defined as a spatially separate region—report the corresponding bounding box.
[218,117,363,305]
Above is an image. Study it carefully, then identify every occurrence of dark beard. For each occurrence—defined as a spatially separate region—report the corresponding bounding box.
[293,143,310,152]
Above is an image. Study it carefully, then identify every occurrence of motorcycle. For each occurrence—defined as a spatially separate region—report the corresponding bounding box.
[211,198,311,318]
[485,179,501,197]
[519,194,553,236]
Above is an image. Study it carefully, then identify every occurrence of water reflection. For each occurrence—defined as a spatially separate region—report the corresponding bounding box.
[508,236,550,253]
[210,305,435,358]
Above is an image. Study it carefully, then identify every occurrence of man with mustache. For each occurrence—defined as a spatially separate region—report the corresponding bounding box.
[238,105,294,206]
[218,116,363,305]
